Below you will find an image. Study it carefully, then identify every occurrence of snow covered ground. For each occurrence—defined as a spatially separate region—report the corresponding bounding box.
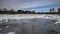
[0,14,60,24]
[0,14,60,34]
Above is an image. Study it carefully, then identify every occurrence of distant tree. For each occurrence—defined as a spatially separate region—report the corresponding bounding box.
[25,10,28,13]
[49,8,55,14]
[49,9,52,12]
[28,11,32,13]
[0,8,1,11]
[0,8,2,14]
[9,9,14,11]
[0,8,8,14]
[52,8,55,12]
[58,8,60,13]
[17,10,24,14]
[37,12,40,14]
[32,11,35,14]
[9,9,15,14]
[3,8,8,11]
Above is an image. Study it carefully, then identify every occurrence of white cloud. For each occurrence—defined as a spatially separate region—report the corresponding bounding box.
[13,0,60,9]
[0,0,60,10]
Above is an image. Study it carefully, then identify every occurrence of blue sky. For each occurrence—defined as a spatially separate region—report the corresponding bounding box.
[0,0,60,12]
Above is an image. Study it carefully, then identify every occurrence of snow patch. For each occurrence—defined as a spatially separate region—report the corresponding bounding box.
[6,32,15,34]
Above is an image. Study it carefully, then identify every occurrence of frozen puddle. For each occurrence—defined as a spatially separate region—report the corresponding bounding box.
[6,32,15,34]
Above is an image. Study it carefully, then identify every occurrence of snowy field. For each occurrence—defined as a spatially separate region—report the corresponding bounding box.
[0,14,60,24]
[0,14,60,34]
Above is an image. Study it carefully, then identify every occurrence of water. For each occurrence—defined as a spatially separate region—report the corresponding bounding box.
[0,14,60,34]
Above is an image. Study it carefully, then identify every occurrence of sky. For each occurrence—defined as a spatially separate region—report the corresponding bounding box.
[0,0,60,12]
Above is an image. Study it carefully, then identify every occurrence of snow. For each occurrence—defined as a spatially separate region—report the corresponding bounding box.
[0,14,60,24]
[6,32,15,34]
[0,14,60,34]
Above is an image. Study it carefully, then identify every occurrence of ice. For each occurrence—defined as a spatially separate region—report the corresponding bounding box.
[0,14,60,34]
[0,14,60,24]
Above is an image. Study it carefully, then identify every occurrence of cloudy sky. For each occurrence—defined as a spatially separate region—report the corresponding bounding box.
[0,0,60,12]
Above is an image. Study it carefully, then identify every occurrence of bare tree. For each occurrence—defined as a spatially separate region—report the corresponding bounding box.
[58,8,60,13]
[3,8,8,11]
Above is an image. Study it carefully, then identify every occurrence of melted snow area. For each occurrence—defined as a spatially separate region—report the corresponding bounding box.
[0,14,60,34]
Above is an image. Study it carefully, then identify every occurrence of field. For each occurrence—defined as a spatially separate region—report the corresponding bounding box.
[0,14,60,34]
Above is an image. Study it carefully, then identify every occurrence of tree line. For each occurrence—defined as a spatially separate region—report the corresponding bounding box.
[0,8,60,14]
[0,8,37,14]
